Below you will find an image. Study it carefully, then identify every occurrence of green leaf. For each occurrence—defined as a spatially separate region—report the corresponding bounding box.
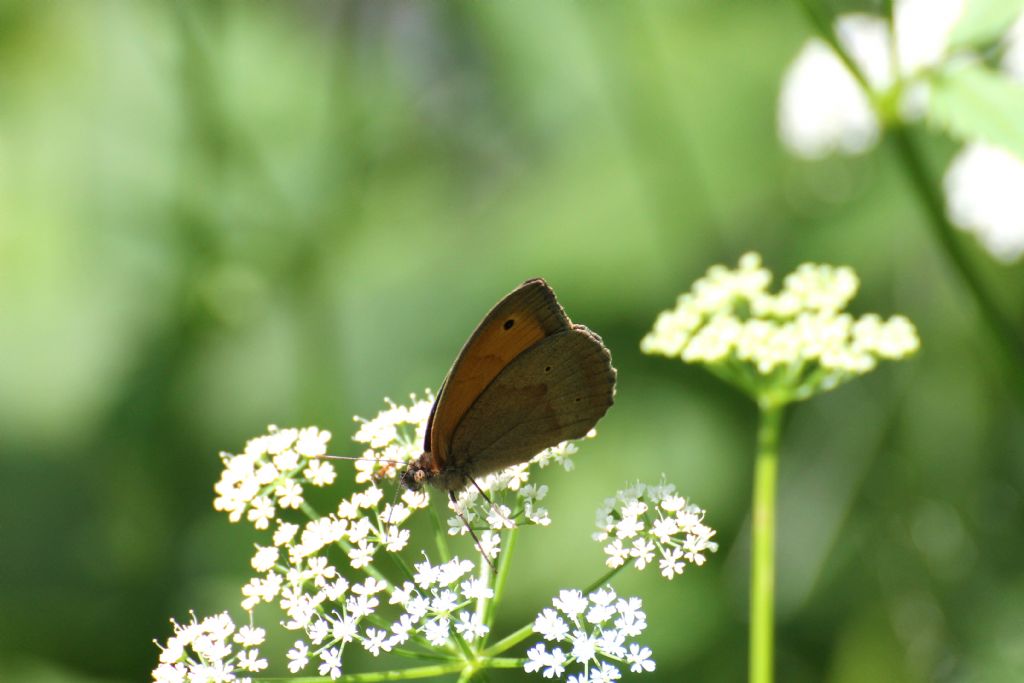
[949,0,1024,48]
[928,62,1024,158]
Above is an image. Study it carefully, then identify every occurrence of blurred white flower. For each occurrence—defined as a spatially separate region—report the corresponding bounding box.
[894,0,965,75]
[778,16,887,159]
[524,642,567,678]
[778,0,966,158]
[318,646,343,680]
[1002,14,1024,80]
[286,640,309,673]
[944,142,1024,262]
[642,253,920,403]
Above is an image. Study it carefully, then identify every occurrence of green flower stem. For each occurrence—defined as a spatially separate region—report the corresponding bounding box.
[428,504,453,563]
[271,656,527,682]
[279,661,467,682]
[480,562,626,659]
[384,540,416,584]
[451,630,476,663]
[750,401,784,683]
[583,563,626,595]
[480,657,525,668]
[480,622,534,659]
[385,647,461,662]
[888,125,1024,393]
[484,526,518,629]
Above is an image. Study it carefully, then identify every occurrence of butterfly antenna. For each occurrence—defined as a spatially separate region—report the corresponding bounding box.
[310,453,407,466]
[448,491,496,572]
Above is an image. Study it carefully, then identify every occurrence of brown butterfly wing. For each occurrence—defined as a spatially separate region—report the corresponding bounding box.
[446,324,615,480]
[425,279,571,471]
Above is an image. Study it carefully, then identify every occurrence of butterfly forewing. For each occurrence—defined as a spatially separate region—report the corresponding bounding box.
[425,279,570,469]
[446,324,615,479]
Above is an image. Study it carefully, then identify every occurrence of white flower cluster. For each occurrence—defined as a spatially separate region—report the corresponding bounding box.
[526,586,655,682]
[213,425,336,529]
[281,555,494,680]
[778,1,1024,262]
[593,481,717,579]
[641,253,920,402]
[388,555,494,647]
[152,613,266,683]
[182,394,597,681]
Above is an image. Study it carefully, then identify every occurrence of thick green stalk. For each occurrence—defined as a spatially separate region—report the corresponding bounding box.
[888,126,1024,393]
[750,401,784,683]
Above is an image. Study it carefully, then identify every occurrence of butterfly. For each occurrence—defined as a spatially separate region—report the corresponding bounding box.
[400,278,616,502]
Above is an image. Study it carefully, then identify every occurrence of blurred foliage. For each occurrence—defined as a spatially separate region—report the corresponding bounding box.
[1,1,1022,682]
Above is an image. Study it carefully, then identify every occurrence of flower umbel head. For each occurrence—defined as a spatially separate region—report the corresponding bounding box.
[593,480,717,579]
[526,586,654,681]
[200,393,599,680]
[641,253,919,406]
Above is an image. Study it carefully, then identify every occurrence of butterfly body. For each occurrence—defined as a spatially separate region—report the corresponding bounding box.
[401,278,616,494]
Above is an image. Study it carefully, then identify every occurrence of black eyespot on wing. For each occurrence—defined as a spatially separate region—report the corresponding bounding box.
[503,319,515,330]
[545,366,552,372]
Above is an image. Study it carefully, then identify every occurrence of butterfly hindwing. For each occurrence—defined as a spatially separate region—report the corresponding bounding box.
[446,324,616,478]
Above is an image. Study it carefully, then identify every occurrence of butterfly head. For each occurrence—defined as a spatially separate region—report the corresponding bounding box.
[400,461,429,492]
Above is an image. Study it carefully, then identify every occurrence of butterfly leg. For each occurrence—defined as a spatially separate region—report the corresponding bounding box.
[449,490,496,571]
[467,476,512,530]
[383,480,403,528]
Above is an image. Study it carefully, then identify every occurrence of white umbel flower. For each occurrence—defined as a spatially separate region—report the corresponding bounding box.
[526,586,654,681]
[593,480,717,577]
[642,253,920,403]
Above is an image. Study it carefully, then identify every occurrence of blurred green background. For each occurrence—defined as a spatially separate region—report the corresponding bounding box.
[2,1,1023,681]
